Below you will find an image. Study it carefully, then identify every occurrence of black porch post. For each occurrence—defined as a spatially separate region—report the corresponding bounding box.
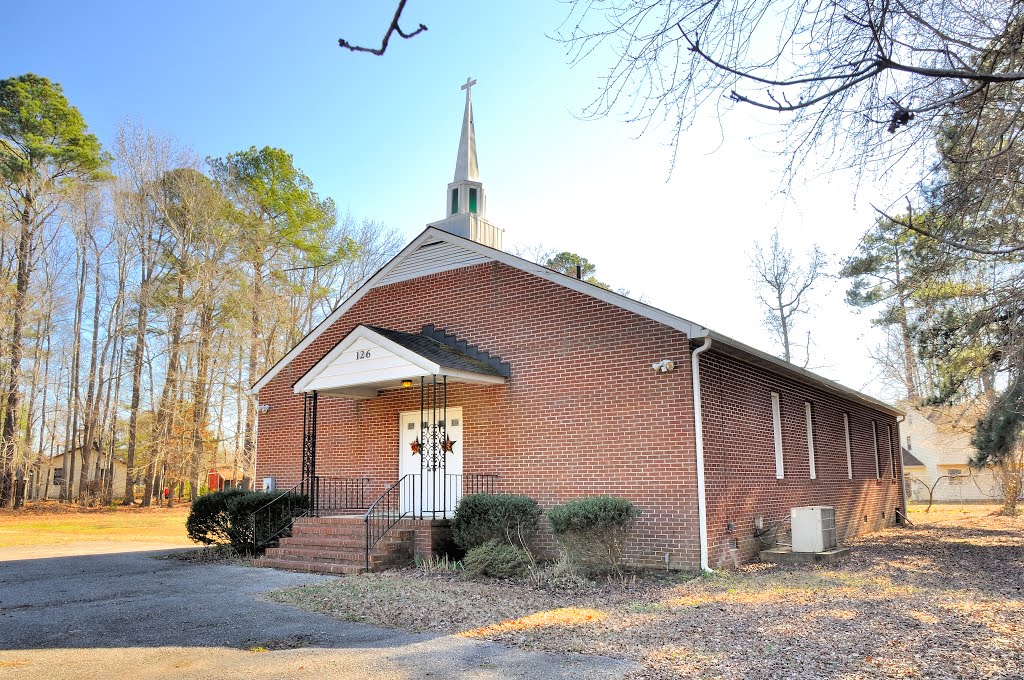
[301,391,318,515]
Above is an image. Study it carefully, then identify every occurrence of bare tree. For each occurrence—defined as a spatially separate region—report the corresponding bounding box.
[556,1,1024,179]
[751,230,826,365]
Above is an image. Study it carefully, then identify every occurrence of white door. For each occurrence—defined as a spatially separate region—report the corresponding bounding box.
[399,407,463,517]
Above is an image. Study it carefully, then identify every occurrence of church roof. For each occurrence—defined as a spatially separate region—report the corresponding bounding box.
[252,227,902,417]
[366,326,508,378]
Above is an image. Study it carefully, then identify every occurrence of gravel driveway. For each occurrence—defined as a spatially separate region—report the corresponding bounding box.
[0,546,634,679]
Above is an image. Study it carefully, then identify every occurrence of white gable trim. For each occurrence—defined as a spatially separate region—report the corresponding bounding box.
[250,227,903,419]
[251,227,708,394]
[294,325,506,396]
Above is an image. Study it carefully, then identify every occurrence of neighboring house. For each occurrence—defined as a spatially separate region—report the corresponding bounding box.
[252,82,905,573]
[34,452,128,500]
[207,466,249,492]
[900,407,1001,502]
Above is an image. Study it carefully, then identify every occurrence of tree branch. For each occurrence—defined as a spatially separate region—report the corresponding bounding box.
[338,0,427,56]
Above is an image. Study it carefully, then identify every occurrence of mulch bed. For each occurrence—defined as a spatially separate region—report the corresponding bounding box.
[269,506,1023,679]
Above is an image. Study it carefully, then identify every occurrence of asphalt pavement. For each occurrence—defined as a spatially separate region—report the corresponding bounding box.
[0,545,635,679]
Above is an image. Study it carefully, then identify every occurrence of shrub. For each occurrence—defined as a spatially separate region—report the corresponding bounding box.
[462,539,531,578]
[186,489,309,554]
[546,496,640,575]
[186,489,248,546]
[451,493,542,550]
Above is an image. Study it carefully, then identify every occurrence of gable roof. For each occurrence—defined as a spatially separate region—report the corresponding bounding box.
[902,447,925,468]
[252,227,902,417]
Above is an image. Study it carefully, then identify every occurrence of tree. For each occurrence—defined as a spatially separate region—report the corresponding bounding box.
[751,230,825,365]
[557,1,1024,177]
[0,74,107,506]
[841,216,936,400]
[210,147,342,477]
[543,251,611,290]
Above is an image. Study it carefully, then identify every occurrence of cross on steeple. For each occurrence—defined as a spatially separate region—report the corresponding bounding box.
[461,77,477,96]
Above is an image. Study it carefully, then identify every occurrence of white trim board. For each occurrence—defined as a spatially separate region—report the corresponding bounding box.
[250,227,903,419]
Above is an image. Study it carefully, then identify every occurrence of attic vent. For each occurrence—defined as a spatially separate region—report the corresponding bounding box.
[791,506,837,553]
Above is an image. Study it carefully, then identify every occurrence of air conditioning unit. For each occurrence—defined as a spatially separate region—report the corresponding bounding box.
[791,506,837,553]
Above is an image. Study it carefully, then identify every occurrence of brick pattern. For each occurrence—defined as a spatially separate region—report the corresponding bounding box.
[257,262,699,569]
[698,349,905,568]
[257,261,902,571]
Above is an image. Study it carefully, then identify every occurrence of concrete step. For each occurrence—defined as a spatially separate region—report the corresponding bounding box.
[252,556,366,575]
[266,546,411,564]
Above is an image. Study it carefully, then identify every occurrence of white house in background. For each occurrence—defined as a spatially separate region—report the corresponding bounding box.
[901,407,1001,502]
[34,452,128,500]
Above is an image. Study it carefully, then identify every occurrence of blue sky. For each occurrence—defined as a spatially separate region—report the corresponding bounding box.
[1,1,903,399]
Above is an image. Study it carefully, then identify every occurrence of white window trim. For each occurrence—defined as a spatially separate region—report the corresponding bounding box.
[872,421,880,479]
[805,401,816,480]
[843,413,853,480]
[772,392,784,479]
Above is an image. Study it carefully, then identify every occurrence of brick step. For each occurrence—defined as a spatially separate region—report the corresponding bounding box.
[266,546,411,564]
[252,556,366,575]
[278,535,410,550]
[293,516,376,527]
[291,525,414,539]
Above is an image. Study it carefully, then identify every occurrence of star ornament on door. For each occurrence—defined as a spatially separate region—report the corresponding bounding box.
[442,436,457,453]
[410,437,421,455]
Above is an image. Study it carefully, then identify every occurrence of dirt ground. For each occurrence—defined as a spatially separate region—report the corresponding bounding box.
[271,504,1024,679]
[0,502,191,548]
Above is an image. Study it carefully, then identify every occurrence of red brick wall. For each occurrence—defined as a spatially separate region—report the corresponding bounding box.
[697,349,905,567]
[257,262,701,569]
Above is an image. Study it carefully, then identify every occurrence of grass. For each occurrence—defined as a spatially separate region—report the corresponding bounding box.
[270,503,1023,679]
[0,501,192,547]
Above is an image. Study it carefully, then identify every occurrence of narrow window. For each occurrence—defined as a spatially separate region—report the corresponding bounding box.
[889,425,897,478]
[451,188,459,215]
[805,401,816,480]
[771,392,784,479]
[843,413,853,479]
[872,420,880,479]
[469,187,478,213]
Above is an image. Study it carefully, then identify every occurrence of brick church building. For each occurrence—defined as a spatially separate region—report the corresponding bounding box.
[252,80,905,573]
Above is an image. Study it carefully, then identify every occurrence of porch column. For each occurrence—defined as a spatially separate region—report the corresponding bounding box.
[301,390,318,514]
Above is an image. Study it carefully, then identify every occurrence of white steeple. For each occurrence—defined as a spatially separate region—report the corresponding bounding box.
[428,77,504,250]
[454,77,479,182]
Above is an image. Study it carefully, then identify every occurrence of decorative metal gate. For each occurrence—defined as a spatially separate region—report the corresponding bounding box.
[418,375,451,519]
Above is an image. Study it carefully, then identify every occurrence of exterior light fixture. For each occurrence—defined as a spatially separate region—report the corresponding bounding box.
[652,359,676,373]
[257,404,271,414]
[401,380,413,388]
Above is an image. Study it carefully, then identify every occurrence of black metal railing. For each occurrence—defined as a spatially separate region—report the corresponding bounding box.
[315,476,370,515]
[363,473,500,569]
[364,474,416,570]
[458,473,499,496]
[250,481,312,552]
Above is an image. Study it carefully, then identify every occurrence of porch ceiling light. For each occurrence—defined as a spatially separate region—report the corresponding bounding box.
[401,379,413,388]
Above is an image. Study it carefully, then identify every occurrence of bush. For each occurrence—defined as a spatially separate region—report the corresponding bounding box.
[463,539,531,578]
[186,489,309,554]
[451,493,542,550]
[546,496,640,575]
[186,489,248,546]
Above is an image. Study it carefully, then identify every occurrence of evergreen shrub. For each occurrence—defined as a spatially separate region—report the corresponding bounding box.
[462,539,531,578]
[186,489,309,554]
[451,493,542,550]
[546,496,640,575]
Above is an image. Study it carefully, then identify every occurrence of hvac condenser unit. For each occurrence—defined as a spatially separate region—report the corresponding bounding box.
[791,506,837,553]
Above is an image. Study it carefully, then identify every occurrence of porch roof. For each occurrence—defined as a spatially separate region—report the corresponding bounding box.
[293,325,508,399]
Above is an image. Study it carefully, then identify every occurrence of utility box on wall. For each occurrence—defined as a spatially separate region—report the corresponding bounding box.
[791,506,837,553]
[262,477,275,492]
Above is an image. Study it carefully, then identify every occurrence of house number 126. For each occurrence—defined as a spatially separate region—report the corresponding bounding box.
[356,349,371,360]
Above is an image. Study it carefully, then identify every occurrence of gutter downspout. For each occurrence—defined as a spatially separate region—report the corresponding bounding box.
[895,414,907,523]
[690,337,713,572]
